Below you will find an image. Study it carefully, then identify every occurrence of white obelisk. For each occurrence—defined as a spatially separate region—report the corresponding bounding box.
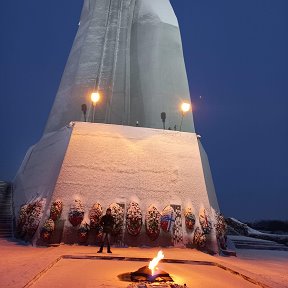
[44,0,194,133]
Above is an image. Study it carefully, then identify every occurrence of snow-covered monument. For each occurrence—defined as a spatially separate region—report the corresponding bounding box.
[13,0,221,252]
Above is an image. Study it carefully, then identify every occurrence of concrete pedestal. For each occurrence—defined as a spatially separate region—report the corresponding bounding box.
[13,122,219,251]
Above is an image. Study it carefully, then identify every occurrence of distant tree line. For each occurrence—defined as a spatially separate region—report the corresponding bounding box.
[245,220,288,233]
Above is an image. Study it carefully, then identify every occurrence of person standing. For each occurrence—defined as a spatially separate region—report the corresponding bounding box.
[97,208,114,253]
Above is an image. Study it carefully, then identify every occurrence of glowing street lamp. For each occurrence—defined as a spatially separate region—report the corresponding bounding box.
[179,102,191,131]
[91,91,100,122]
[181,102,191,113]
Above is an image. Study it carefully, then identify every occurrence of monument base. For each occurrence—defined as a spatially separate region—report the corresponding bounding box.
[13,122,219,252]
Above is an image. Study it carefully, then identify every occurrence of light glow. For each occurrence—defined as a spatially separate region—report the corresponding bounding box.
[148,250,164,276]
[181,102,191,113]
[91,92,100,105]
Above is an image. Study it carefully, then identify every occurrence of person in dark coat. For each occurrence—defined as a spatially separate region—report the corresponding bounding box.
[97,208,114,253]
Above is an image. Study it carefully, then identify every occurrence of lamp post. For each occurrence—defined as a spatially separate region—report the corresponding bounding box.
[91,91,100,123]
[81,104,87,122]
[161,112,166,130]
[179,102,191,131]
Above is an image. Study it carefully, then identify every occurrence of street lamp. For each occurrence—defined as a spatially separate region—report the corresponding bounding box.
[91,91,100,122]
[161,112,166,130]
[81,104,87,122]
[179,102,191,131]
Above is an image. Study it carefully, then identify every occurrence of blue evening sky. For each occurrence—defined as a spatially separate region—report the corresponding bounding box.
[0,1,287,221]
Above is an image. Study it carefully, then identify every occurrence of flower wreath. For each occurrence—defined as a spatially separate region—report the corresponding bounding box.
[89,203,103,229]
[193,227,206,248]
[172,205,183,244]
[68,199,85,227]
[40,219,55,242]
[26,199,46,237]
[78,221,90,243]
[184,207,196,231]
[109,203,124,235]
[145,205,161,240]
[160,205,175,233]
[17,204,28,235]
[214,212,227,239]
[214,212,227,249]
[126,202,142,236]
[199,208,212,234]
[50,199,63,221]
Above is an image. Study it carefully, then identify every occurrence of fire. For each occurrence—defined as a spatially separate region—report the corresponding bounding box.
[148,250,164,276]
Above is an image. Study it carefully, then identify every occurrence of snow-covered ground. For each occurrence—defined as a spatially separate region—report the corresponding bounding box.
[0,239,287,288]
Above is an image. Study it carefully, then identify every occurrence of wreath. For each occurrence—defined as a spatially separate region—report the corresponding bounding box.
[89,203,103,229]
[184,207,196,231]
[160,206,175,233]
[214,212,227,249]
[214,212,227,238]
[17,204,28,236]
[145,206,161,240]
[193,227,206,248]
[68,199,84,226]
[199,208,212,234]
[40,219,55,242]
[25,199,46,238]
[126,202,142,236]
[50,199,63,221]
[109,203,124,235]
[78,221,90,243]
[172,205,183,245]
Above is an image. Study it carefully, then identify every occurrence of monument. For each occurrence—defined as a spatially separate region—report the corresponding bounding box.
[13,0,221,252]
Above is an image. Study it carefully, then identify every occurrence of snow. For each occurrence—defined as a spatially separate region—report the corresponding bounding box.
[216,245,288,288]
[138,0,179,26]
[13,126,72,217]
[0,239,287,288]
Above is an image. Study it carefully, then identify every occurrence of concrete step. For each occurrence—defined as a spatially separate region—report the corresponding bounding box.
[0,226,13,230]
[0,221,13,225]
[233,240,285,247]
[234,243,288,251]
[0,200,12,204]
[0,206,12,209]
[0,215,13,219]
[0,181,13,238]
[0,213,12,218]
[0,234,13,238]
[0,222,13,226]
[0,232,13,235]
[0,207,13,211]
[0,211,13,215]
[0,206,13,210]
[0,212,12,216]
[0,219,12,227]
[231,238,288,251]
[0,209,12,213]
[0,217,13,222]
[0,229,13,233]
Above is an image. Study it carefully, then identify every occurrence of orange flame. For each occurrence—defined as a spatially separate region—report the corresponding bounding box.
[148,250,164,276]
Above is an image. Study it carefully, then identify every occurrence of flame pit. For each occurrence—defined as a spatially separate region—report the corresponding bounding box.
[131,251,173,283]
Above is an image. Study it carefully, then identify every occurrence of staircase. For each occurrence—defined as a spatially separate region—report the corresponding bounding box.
[229,235,288,252]
[0,181,13,238]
